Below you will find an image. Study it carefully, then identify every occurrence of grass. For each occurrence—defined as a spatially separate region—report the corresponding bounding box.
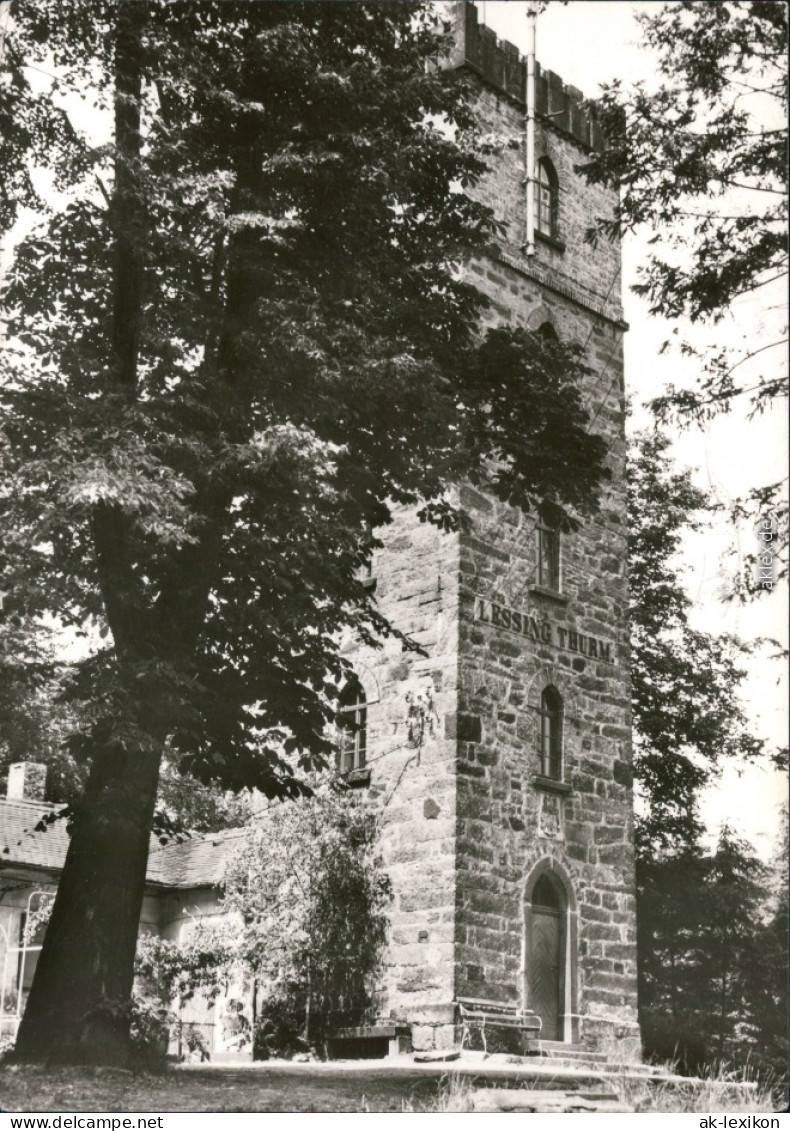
[622,1074,779,1115]
[414,1068,782,1114]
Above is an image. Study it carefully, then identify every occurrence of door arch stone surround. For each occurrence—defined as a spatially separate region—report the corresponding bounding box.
[522,855,580,1043]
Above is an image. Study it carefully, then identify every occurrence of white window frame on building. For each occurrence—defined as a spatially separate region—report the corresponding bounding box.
[535,157,559,240]
[0,891,51,1040]
[336,674,368,776]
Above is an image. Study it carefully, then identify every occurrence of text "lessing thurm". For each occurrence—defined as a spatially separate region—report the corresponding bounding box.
[474,598,614,662]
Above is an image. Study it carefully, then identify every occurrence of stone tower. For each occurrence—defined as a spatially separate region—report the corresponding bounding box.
[339,3,639,1059]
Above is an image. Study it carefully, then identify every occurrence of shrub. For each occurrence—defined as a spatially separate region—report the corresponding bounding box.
[224,787,392,1051]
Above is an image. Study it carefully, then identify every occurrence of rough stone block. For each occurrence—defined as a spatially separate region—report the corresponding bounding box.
[423,797,441,820]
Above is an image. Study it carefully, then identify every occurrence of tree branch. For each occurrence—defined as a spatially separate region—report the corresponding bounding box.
[723,181,786,196]
[5,40,111,208]
[725,340,788,377]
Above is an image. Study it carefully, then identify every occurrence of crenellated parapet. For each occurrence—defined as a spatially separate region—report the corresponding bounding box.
[446,1,605,152]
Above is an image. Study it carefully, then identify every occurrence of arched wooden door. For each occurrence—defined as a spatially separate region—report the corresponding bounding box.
[528,875,564,1041]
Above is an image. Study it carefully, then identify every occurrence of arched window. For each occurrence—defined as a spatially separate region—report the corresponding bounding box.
[538,686,563,780]
[536,523,561,592]
[336,674,367,774]
[535,158,559,239]
[538,321,558,343]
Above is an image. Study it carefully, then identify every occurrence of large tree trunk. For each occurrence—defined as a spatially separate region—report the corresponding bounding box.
[14,742,161,1063]
[14,3,153,1064]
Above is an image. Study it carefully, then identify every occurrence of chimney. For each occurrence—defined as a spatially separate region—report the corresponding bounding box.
[7,762,47,802]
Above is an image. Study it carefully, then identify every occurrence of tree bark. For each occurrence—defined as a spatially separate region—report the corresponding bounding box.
[14,741,161,1063]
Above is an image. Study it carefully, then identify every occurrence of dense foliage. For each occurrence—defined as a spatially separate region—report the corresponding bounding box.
[0,684,83,806]
[627,430,768,854]
[135,927,234,1012]
[155,762,253,834]
[584,1,788,596]
[638,826,788,1092]
[608,7,788,1071]
[584,1,786,401]
[628,430,786,1087]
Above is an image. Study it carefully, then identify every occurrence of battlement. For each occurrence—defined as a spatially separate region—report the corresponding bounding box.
[447,2,604,152]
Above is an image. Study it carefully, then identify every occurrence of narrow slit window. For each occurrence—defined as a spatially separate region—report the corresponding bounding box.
[539,686,563,781]
[537,525,561,592]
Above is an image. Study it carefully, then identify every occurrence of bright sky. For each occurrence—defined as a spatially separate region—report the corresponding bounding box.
[478,1,787,858]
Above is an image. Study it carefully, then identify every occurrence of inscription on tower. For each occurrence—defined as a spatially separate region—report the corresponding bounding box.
[474,596,614,662]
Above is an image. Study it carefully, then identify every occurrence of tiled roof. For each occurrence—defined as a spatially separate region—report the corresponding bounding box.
[147,827,249,888]
[0,798,72,873]
[0,798,248,891]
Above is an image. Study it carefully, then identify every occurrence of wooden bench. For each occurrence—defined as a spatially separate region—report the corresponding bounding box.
[325,1023,412,1060]
[457,997,542,1055]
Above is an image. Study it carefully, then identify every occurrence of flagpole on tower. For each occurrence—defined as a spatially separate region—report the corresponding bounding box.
[525,3,538,257]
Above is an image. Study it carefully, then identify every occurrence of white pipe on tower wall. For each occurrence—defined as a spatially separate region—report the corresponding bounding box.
[0,2,11,64]
[525,3,537,257]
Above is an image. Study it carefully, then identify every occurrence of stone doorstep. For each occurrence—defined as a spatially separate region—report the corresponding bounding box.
[538,1040,609,1065]
[468,1089,632,1114]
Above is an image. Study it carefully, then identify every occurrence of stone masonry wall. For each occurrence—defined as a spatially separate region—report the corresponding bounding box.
[341,511,461,1048]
